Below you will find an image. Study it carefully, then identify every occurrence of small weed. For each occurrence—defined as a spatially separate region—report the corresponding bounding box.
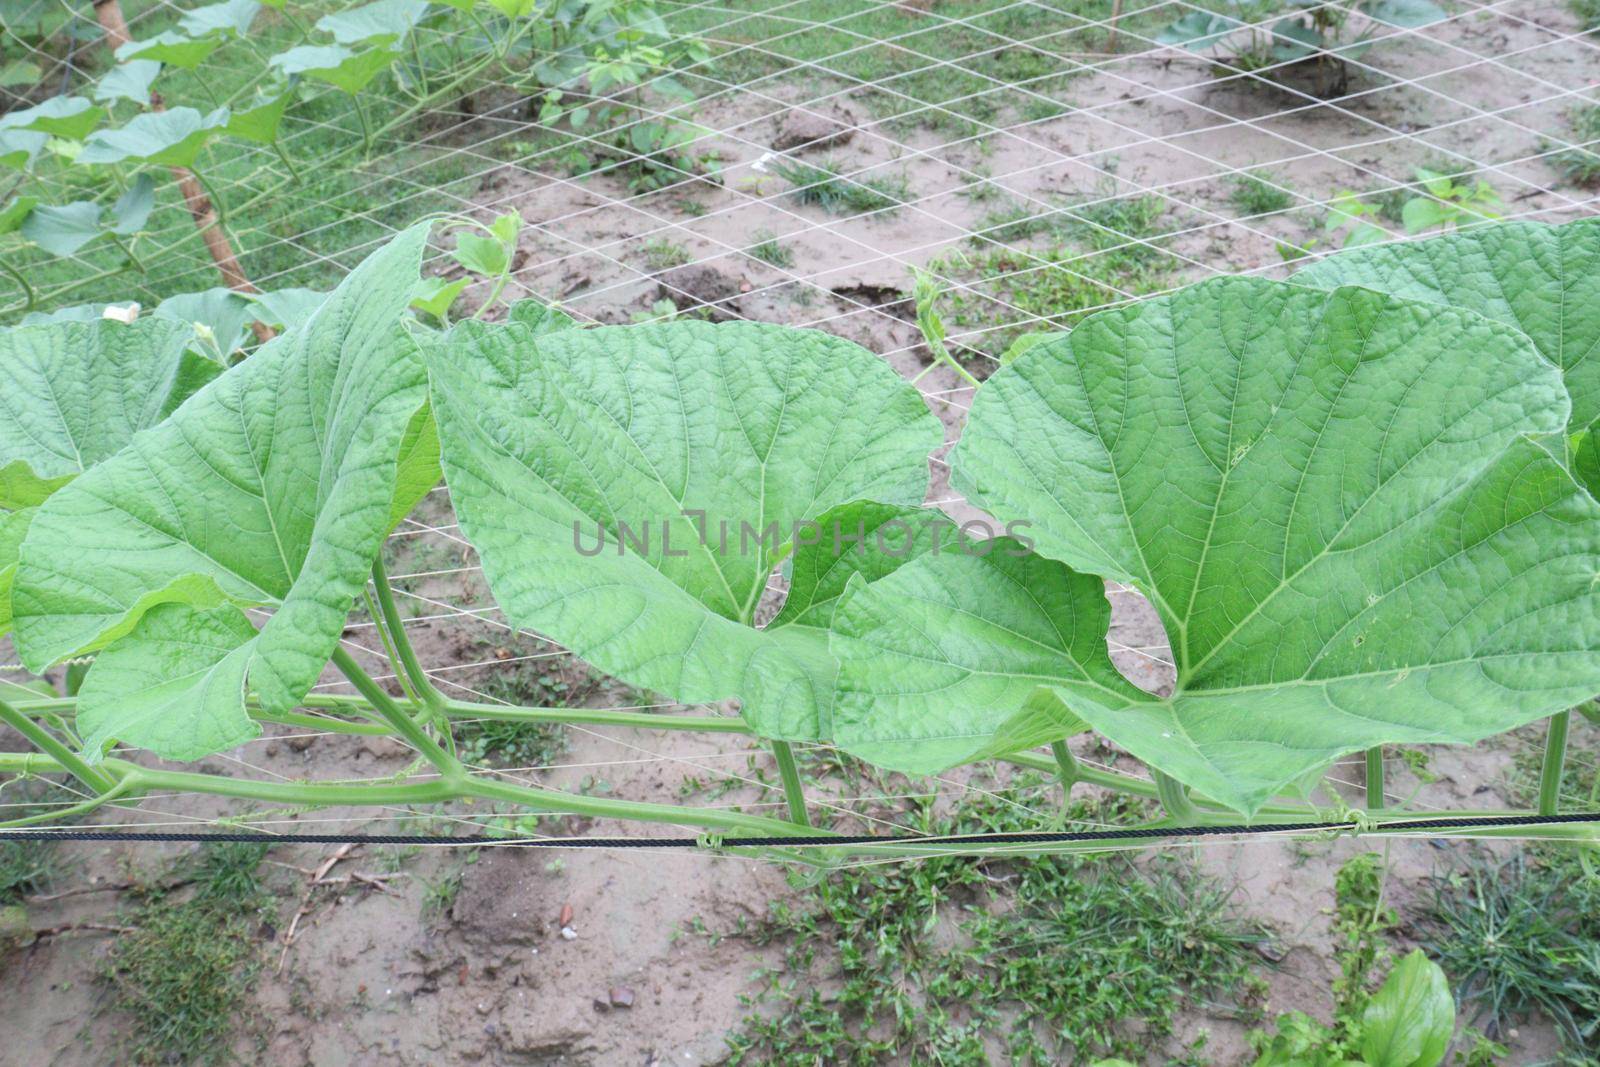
[1423,852,1600,1050]
[957,166,1002,203]
[1572,0,1600,32]
[1230,170,1295,217]
[1550,104,1600,187]
[421,862,468,919]
[746,229,795,268]
[102,843,271,1065]
[642,237,691,270]
[974,199,1064,243]
[772,158,909,214]
[725,786,1267,1064]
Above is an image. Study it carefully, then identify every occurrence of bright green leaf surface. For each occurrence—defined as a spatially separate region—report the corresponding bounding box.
[0,316,210,510]
[507,297,577,334]
[109,173,156,235]
[0,195,36,234]
[830,543,1118,771]
[423,319,941,740]
[1294,218,1600,432]
[912,276,1600,812]
[76,603,258,759]
[78,107,230,168]
[0,507,35,636]
[14,224,433,744]
[1360,951,1454,1067]
[250,287,330,329]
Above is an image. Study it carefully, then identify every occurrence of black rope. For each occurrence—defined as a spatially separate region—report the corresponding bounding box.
[1,811,1597,849]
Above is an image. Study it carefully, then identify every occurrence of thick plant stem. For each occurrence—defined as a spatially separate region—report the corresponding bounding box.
[331,646,460,780]
[1365,747,1385,810]
[771,741,811,827]
[371,558,444,712]
[1538,711,1572,817]
[1153,770,1199,825]
[1049,740,1080,796]
[0,697,112,795]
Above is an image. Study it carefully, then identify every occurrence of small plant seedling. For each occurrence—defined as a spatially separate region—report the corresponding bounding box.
[1549,103,1600,187]
[1229,169,1295,217]
[745,229,794,268]
[1400,167,1502,234]
[642,237,691,270]
[771,157,909,214]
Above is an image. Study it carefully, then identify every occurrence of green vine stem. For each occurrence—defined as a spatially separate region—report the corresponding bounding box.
[1153,769,1200,825]
[1365,747,1385,810]
[1538,710,1572,817]
[0,258,36,314]
[330,646,460,781]
[1049,739,1080,796]
[770,740,811,827]
[370,557,447,714]
[0,696,113,795]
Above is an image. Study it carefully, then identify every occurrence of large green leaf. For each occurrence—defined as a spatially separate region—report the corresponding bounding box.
[0,95,101,140]
[76,603,257,759]
[1293,218,1600,432]
[830,542,1115,771]
[0,129,48,170]
[19,201,101,255]
[315,0,427,45]
[269,44,399,93]
[422,319,942,740]
[92,60,162,105]
[0,316,213,509]
[115,31,222,69]
[78,107,230,168]
[178,0,260,38]
[225,91,289,144]
[843,276,1600,812]
[13,223,434,755]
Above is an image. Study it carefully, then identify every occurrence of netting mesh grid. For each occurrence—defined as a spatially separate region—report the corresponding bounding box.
[1,0,1596,845]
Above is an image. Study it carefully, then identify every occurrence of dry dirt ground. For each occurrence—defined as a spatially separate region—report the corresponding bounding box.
[2,1,1598,1063]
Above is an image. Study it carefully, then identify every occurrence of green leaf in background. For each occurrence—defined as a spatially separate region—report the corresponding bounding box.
[410,276,469,321]
[0,316,214,510]
[506,297,577,334]
[0,95,101,140]
[483,0,540,17]
[78,107,230,168]
[0,129,48,170]
[452,232,507,276]
[13,223,434,759]
[0,195,36,234]
[270,44,400,93]
[1360,951,1454,1067]
[422,319,942,741]
[20,201,102,255]
[177,0,260,38]
[829,543,1120,773]
[92,59,161,104]
[249,286,329,328]
[115,31,223,70]
[315,0,428,45]
[76,603,258,760]
[154,288,257,358]
[0,59,41,88]
[225,91,289,144]
[1363,0,1447,28]
[1294,218,1600,435]
[0,507,36,636]
[1155,9,1243,50]
[109,173,156,235]
[886,276,1600,813]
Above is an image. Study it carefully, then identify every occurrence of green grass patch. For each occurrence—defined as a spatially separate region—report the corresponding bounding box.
[772,157,909,214]
[1229,170,1295,217]
[1550,104,1600,188]
[747,229,796,268]
[101,842,272,1065]
[724,783,1267,1064]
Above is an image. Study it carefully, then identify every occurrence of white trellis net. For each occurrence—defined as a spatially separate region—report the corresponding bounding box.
[1,0,1596,846]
